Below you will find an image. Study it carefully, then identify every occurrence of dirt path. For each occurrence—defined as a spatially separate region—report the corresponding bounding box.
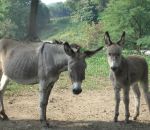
[0,86,150,130]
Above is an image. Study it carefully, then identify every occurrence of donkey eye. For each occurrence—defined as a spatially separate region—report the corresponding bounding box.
[108,53,111,56]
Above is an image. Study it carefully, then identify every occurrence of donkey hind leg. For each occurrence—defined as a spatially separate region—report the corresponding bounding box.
[132,83,141,120]
[39,80,54,128]
[123,87,130,123]
[140,80,150,112]
[0,74,9,120]
[114,87,121,122]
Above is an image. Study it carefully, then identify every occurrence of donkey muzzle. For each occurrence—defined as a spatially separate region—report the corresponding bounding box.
[72,82,82,95]
[111,67,118,72]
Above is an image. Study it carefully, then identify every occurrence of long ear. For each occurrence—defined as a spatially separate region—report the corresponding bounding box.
[64,42,75,57]
[104,31,113,46]
[117,31,125,46]
[83,46,103,58]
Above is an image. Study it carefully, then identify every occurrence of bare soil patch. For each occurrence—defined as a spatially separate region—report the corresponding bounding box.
[0,86,150,130]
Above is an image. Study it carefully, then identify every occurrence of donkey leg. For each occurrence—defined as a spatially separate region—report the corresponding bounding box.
[123,87,130,123]
[141,81,150,112]
[39,80,54,128]
[114,87,121,122]
[132,83,141,120]
[0,74,9,120]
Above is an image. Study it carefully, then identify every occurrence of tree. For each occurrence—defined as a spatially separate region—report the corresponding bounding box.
[66,0,81,12]
[48,2,72,18]
[0,0,16,38]
[102,0,150,48]
[26,0,40,41]
[79,0,98,24]
[66,0,99,24]
[6,0,30,39]
[37,2,50,30]
[0,0,50,40]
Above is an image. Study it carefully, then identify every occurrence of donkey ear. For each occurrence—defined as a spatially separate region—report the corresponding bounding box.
[64,42,75,57]
[117,31,125,46]
[104,31,113,46]
[83,46,103,58]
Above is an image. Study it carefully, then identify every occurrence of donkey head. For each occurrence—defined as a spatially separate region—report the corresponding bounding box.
[64,42,103,95]
[104,31,125,72]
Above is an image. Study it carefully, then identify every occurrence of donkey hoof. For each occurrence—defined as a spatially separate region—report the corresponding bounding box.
[0,116,3,121]
[0,114,9,121]
[125,119,130,124]
[133,114,139,120]
[3,116,9,121]
[3,115,9,121]
[42,121,49,129]
[113,117,118,122]
[133,116,137,120]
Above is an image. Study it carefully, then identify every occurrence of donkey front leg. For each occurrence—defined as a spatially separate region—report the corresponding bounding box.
[39,80,54,128]
[0,74,9,120]
[113,87,121,122]
[123,87,130,123]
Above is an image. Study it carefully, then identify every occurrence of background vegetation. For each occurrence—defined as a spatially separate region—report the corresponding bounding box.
[44,0,150,49]
[0,0,150,92]
[1,0,150,48]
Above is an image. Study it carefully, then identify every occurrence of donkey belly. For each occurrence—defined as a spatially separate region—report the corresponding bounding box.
[4,52,39,84]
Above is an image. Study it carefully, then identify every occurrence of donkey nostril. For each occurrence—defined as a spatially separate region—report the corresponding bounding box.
[73,88,82,95]
[111,67,117,71]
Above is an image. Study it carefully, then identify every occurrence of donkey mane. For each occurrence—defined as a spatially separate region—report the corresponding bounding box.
[43,40,81,51]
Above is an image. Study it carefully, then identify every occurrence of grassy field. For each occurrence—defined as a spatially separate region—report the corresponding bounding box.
[40,17,103,48]
[5,50,150,95]
[5,18,150,94]
[5,52,109,96]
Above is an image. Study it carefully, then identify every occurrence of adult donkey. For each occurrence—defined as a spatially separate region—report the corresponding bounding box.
[104,32,150,123]
[0,39,103,128]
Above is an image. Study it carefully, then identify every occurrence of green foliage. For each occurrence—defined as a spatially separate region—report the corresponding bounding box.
[48,2,72,18]
[78,1,98,24]
[6,0,31,39]
[137,36,150,48]
[41,18,103,48]
[66,0,99,24]
[37,2,50,30]
[0,0,14,38]
[0,0,50,39]
[102,0,150,49]
[84,22,102,48]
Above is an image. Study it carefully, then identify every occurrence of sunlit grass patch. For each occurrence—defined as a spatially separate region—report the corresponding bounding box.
[5,82,38,96]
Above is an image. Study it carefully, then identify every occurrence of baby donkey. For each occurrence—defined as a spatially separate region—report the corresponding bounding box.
[104,31,150,123]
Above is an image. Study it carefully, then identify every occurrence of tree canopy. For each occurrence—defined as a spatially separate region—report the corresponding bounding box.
[0,0,50,40]
[0,0,150,48]
[102,0,150,48]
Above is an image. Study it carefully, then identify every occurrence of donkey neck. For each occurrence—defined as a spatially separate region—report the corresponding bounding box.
[113,56,128,76]
[45,44,69,73]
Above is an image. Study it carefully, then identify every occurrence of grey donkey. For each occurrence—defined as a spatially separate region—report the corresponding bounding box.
[0,39,103,128]
[104,32,150,123]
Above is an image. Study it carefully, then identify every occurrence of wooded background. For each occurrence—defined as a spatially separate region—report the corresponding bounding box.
[0,0,150,49]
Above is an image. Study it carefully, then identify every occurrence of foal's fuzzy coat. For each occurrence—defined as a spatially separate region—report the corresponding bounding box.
[105,32,150,123]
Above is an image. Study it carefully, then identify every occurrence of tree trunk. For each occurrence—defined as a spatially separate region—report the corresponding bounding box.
[26,0,41,42]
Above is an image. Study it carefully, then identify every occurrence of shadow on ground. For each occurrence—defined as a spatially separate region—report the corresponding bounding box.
[0,119,150,130]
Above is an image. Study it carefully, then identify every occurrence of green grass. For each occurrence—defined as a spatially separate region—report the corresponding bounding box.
[5,52,109,94]
[40,18,103,48]
[5,82,38,96]
[5,18,150,93]
[5,52,150,94]
[86,51,109,77]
